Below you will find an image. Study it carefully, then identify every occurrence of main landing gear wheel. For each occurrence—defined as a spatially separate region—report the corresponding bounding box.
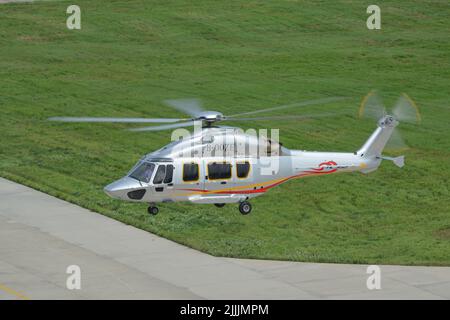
[214,203,226,208]
[147,206,159,215]
[239,201,252,215]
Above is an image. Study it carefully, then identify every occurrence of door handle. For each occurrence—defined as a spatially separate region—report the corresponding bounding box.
[221,181,227,185]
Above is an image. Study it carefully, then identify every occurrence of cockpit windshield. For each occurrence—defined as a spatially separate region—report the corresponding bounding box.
[129,162,155,183]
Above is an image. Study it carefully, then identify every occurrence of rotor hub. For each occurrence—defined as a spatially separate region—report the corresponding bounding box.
[196,111,224,123]
[378,115,398,128]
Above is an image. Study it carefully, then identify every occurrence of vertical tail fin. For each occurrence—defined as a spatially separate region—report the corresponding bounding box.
[357,115,398,158]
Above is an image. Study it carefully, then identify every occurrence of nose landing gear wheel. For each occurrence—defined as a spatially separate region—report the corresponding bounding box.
[238,201,252,215]
[148,206,159,215]
[214,203,226,208]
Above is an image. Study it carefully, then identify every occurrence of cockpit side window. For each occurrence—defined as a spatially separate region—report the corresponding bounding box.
[153,165,166,184]
[129,162,155,183]
[164,165,174,183]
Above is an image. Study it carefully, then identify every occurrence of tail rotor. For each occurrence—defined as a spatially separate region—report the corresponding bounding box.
[358,91,421,152]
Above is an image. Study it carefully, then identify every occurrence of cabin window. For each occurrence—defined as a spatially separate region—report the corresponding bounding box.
[208,162,232,180]
[129,162,155,183]
[183,163,199,182]
[236,161,250,178]
[164,165,174,183]
[153,165,166,184]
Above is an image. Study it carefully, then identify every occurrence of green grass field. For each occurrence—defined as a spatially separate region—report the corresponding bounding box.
[1,0,449,265]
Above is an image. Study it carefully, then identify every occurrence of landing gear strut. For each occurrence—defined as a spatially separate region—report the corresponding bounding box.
[147,205,159,215]
[238,201,252,215]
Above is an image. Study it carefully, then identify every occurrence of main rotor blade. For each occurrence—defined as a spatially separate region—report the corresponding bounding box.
[358,91,386,120]
[128,120,198,132]
[164,99,204,118]
[225,111,350,121]
[48,117,184,123]
[226,97,348,118]
[392,94,421,124]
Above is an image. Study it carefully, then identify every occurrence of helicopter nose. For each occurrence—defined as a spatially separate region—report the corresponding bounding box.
[104,177,143,200]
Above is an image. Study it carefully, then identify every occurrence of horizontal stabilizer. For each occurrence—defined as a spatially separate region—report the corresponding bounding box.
[381,155,405,168]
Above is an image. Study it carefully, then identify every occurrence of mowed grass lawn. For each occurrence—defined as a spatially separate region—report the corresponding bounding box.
[1,0,449,265]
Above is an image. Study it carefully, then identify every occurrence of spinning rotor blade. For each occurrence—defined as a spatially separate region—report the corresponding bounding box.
[385,128,409,152]
[358,91,386,120]
[48,117,184,123]
[225,111,350,121]
[128,120,199,132]
[164,99,204,118]
[226,97,348,118]
[392,94,421,124]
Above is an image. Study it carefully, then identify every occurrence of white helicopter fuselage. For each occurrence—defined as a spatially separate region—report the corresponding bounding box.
[104,116,402,207]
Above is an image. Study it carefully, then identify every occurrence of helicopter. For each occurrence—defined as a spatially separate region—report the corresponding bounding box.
[49,95,416,215]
